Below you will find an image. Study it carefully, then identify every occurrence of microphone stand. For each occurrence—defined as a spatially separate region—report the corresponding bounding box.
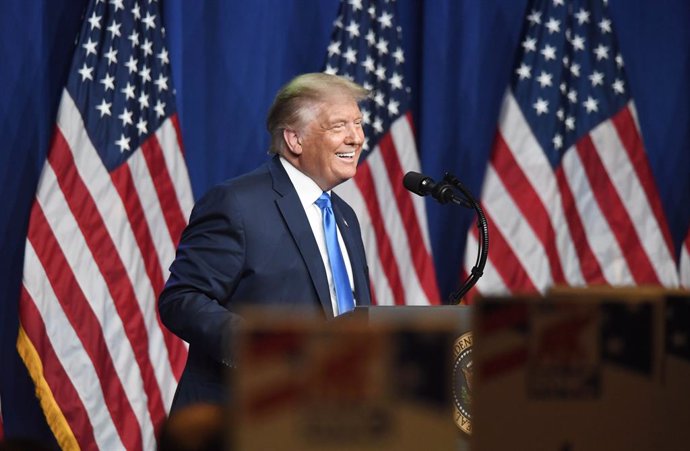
[442,172,489,304]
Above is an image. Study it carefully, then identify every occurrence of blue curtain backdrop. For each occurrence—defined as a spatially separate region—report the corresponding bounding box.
[1,0,688,441]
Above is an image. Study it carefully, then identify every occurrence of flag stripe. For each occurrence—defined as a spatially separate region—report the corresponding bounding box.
[124,148,188,383]
[110,159,185,385]
[484,163,551,291]
[125,150,176,289]
[368,278,380,305]
[55,92,179,413]
[492,133,567,285]
[681,230,690,288]
[158,116,194,219]
[484,208,538,293]
[383,117,441,302]
[367,145,431,305]
[353,160,406,305]
[497,93,585,286]
[391,114,434,253]
[561,145,635,285]
[590,111,673,283]
[554,167,606,284]
[326,0,439,307]
[171,114,185,153]
[611,105,675,258]
[125,126,191,381]
[466,0,679,300]
[464,228,509,296]
[46,125,165,438]
[24,210,140,450]
[575,134,660,284]
[602,106,677,285]
[26,178,152,450]
[19,1,191,448]
[140,134,187,246]
[335,179,396,305]
[19,290,101,451]
[110,164,165,301]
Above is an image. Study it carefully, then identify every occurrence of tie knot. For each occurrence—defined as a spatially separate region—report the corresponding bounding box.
[315,192,332,210]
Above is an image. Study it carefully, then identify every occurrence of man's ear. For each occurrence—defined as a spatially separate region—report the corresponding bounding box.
[283,129,302,156]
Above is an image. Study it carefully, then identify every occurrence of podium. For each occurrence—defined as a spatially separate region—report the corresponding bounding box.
[352,304,472,331]
[352,305,473,449]
[471,288,690,451]
[231,290,690,451]
[233,304,473,451]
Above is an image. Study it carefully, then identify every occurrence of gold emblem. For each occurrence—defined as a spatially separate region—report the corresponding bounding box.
[452,331,472,435]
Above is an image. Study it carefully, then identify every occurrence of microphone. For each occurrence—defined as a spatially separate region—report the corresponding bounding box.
[403,171,469,206]
[404,171,489,304]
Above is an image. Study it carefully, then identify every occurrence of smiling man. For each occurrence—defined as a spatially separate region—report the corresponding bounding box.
[158,73,372,411]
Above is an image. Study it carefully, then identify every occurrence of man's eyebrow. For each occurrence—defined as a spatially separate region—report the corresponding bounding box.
[326,114,363,123]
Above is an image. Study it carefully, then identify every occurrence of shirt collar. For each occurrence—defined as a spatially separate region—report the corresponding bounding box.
[279,156,328,208]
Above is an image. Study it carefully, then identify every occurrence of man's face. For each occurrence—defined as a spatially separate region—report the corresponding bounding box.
[293,96,365,191]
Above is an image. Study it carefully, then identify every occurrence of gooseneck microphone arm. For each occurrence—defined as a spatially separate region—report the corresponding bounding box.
[403,171,489,304]
[442,172,488,304]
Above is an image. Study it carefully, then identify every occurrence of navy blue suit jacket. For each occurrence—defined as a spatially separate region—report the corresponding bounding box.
[159,155,371,410]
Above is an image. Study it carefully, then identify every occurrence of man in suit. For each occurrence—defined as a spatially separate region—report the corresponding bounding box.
[159,73,372,411]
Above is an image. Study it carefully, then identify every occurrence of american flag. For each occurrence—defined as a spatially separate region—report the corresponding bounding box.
[465,0,679,297]
[16,0,192,449]
[681,231,690,288]
[327,0,441,306]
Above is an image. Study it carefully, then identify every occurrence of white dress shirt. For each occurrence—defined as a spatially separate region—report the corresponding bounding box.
[279,157,355,316]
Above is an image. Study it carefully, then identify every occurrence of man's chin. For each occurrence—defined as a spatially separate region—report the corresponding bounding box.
[342,166,358,180]
[329,170,357,189]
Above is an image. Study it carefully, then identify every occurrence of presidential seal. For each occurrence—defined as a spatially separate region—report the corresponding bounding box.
[452,331,472,435]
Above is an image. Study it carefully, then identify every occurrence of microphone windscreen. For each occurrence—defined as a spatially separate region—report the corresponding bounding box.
[402,171,427,196]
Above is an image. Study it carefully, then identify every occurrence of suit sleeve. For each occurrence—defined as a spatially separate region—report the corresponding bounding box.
[158,184,245,365]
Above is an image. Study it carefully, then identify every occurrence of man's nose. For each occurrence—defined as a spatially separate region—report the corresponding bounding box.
[345,123,364,145]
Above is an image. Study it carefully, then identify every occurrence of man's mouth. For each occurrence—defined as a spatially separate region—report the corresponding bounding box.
[336,151,356,159]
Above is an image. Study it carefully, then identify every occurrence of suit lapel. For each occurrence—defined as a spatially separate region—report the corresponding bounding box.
[332,193,371,307]
[269,157,334,318]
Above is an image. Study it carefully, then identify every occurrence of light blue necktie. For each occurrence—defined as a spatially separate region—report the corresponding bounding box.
[315,192,355,315]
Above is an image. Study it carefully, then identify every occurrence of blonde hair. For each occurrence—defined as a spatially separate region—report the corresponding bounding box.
[266,73,369,154]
